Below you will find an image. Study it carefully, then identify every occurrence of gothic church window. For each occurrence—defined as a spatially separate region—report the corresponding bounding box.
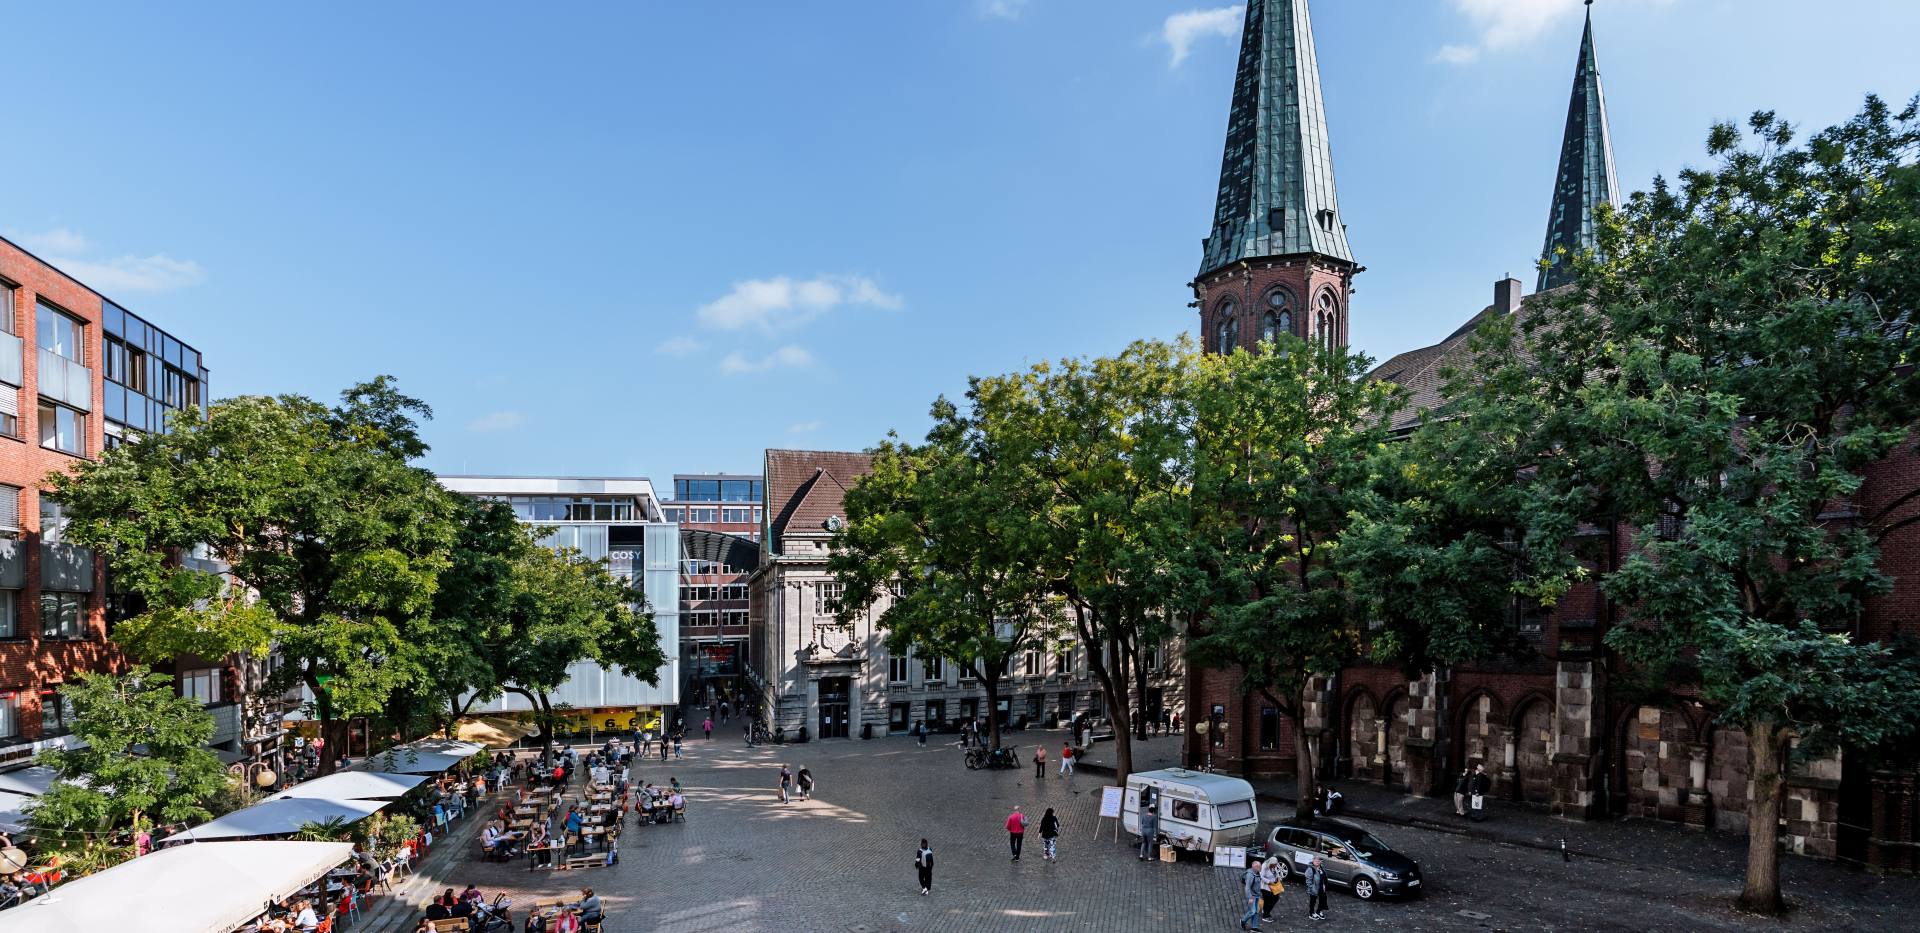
[1214,299,1239,354]
[1261,290,1292,344]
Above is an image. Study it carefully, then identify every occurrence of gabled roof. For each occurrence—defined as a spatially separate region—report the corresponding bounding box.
[1368,293,1552,432]
[764,449,874,553]
[1538,4,1620,290]
[1198,0,1354,278]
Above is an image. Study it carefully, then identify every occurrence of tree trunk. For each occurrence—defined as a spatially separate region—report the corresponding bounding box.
[1132,644,1152,741]
[1104,637,1134,779]
[1077,604,1132,781]
[1737,720,1786,914]
[1289,693,1317,819]
[506,687,551,750]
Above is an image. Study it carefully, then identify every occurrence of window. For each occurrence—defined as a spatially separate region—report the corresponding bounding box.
[0,693,14,738]
[722,584,748,600]
[1213,299,1239,354]
[39,496,70,543]
[104,335,148,392]
[1260,706,1280,751]
[1316,291,1339,347]
[0,403,15,440]
[722,508,752,523]
[924,699,945,725]
[815,582,843,615]
[722,610,748,626]
[1025,650,1042,676]
[889,655,911,683]
[40,688,72,736]
[889,701,911,731]
[41,592,86,638]
[688,508,718,523]
[180,668,221,705]
[922,657,945,683]
[1218,799,1255,823]
[0,281,14,334]
[664,508,684,522]
[1261,290,1292,344]
[0,484,19,533]
[0,591,15,637]
[1170,799,1200,822]
[38,402,83,456]
[35,302,84,362]
[1055,651,1071,675]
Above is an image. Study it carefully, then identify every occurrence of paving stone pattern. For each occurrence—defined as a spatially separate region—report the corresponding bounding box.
[377,731,1920,932]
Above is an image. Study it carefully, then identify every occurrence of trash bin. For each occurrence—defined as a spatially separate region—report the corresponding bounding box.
[861,722,873,740]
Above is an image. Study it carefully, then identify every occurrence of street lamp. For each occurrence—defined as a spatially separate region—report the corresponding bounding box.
[229,761,278,798]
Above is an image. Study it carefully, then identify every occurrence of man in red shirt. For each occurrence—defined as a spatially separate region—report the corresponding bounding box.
[1006,805,1027,862]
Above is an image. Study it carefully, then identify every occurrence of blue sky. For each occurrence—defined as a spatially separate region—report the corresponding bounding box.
[4,0,1916,479]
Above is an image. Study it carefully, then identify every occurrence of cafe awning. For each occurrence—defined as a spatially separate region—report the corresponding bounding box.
[0,766,63,796]
[352,738,484,775]
[5,840,353,933]
[274,770,428,801]
[454,715,538,748]
[162,796,387,842]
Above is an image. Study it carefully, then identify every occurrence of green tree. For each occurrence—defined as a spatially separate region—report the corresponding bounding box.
[29,668,226,848]
[1456,96,1920,913]
[428,499,665,747]
[981,341,1193,780]
[832,399,1067,752]
[1181,336,1400,813]
[50,379,460,774]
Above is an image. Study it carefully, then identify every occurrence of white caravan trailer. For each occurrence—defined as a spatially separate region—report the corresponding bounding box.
[1122,768,1261,852]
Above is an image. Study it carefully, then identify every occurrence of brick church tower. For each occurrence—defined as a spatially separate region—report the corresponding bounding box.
[1192,0,1359,353]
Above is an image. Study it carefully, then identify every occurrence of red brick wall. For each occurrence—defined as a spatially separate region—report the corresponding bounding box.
[0,238,121,757]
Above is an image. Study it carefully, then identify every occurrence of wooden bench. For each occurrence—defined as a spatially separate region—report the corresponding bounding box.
[558,853,603,871]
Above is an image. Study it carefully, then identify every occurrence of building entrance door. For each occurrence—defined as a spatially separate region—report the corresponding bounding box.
[818,676,851,739]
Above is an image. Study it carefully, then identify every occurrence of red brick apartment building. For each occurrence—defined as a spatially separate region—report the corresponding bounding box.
[0,233,235,770]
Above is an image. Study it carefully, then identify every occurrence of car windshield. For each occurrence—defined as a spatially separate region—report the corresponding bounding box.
[1347,831,1391,858]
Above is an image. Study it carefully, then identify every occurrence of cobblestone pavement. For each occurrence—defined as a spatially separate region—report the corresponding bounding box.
[412,732,1920,933]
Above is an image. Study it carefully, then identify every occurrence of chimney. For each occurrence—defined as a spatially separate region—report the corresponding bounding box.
[1494,276,1525,316]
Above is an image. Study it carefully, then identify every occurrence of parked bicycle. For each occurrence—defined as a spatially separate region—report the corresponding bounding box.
[964,745,1020,770]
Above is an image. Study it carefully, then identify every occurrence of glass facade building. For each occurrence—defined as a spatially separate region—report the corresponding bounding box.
[99,299,207,447]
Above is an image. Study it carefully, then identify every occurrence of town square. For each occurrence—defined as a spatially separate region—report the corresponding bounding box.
[0,1,1918,931]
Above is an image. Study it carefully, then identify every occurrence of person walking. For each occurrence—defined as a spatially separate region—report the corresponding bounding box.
[1058,742,1074,777]
[703,717,713,741]
[1239,859,1265,931]
[1033,744,1047,779]
[1005,805,1027,862]
[1258,855,1283,922]
[1038,807,1060,861]
[796,767,815,801]
[915,719,927,747]
[1465,763,1490,820]
[779,765,793,804]
[674,734,684,759]
[1306,854,1329,921]
[1137,788,1159,861]
[915,839,934,895]
[1454,765,1473,817]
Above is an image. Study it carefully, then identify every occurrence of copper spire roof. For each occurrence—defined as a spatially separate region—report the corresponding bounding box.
[1537,2,1620,290]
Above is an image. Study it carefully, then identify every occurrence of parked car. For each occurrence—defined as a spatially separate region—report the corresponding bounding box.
[1265,818,1423,900]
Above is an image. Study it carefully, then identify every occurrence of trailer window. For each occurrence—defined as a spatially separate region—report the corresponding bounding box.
[1170,799,1199,821]
[1218,799,1254,823]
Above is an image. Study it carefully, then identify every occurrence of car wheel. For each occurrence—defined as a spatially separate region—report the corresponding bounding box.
[1353,876,1376,900]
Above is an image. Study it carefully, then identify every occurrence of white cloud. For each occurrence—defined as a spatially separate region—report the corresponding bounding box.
[15,228,90,254]
[789,420,825,434]
[979,0,1029,19]
[467,410,526,433]
[658,335,705,356]
[696,274,902,333]
[1161,6,1243,68]
[9,227,205,292]
[1436,0,1673,65]
[720,345,815,375]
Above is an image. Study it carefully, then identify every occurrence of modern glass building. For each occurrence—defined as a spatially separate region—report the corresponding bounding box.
[98,299,208,449]
[437,476,681,734]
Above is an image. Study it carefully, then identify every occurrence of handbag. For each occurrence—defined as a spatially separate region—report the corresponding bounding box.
[1267,877,1285,894]
[1470,793,1485,810]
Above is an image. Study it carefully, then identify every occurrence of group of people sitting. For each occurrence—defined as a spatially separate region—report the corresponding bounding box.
[632,781,686,824]
[413,884,505,930]
[524,887,603,933]
[250,897,322,932]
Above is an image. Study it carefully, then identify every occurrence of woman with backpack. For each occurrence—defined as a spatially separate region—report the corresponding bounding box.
[1039,807,1061,861]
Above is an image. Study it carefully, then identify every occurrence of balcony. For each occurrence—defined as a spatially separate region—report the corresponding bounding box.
[37,348,92,413]
[0,332,21,388]
[40,542,95,592]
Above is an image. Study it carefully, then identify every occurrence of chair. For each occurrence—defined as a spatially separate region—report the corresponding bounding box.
[673,801,687,823]
[314,915,335,933]
[338,886,358,928]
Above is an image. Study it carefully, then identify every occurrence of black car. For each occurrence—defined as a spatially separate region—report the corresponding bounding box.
[1265,817,1423,900]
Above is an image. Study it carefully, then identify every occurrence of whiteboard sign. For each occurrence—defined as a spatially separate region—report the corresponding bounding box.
[1098,785,1124,819]
[1213,845,1248,868]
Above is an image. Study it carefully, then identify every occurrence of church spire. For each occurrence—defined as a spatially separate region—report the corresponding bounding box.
[1198,0,1353,280]
[1537,0,1620,290]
